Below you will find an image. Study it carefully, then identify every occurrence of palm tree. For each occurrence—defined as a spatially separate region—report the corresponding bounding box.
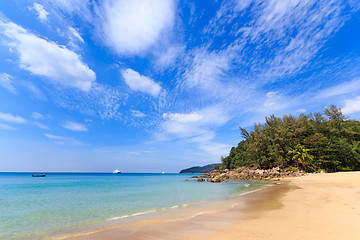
[288,144,314,171]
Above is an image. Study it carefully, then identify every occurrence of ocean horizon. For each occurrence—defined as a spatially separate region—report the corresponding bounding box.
[0,172,266,239]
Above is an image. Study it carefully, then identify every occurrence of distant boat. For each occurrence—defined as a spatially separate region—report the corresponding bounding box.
[162,172,165,174]
[32,174,46,177]
[113,169,121,174]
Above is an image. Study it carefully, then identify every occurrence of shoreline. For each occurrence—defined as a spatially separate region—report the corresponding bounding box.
[43,181,279,240]
[46,172,360,240]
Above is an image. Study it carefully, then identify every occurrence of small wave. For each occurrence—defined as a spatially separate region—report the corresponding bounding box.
[165,211,212,223]
[54,230,99,240]
[108,210,156,221]
[108,202,201,221]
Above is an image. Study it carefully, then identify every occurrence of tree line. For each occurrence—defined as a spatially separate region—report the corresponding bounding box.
[220,105,360,172]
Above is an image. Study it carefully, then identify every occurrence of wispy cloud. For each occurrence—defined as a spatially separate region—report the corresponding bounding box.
[122,68,162,97]
[29,3,49,21]
[62,121,88,132]
[342,96,360,114]
[98,0,175,55]
[0,112,26,124]
[131,110,146,118]
[45,133,85,146]
[0,123,16,130]
[0,20,96,91]
[68,27,84,43]
[50,0,92,21]
[0,73,16,93]
[32,122,49,130]
[45,133,63,140]
[31,112,45,120]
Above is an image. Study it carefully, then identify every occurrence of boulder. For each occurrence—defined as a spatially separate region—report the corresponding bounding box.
[197,177,205,182]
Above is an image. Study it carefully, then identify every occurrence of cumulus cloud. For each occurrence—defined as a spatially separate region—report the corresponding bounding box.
[29,3,49,21]
[342,96,360,114]
[0,20,96,91]
[0,73,16,93]
[0,112,26,124]
[100,0,175,55]
[62,121,88,132]
[122,68,161,97]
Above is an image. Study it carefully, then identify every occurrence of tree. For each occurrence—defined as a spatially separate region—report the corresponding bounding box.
[220,105,360,172]
[288,144,314,171]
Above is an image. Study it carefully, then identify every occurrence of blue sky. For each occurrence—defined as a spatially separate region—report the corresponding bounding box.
[1,0,360,173]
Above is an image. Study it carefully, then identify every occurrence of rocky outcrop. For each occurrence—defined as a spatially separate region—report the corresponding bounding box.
[197,167,307,183]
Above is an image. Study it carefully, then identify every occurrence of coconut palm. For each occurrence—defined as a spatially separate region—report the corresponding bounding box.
[288,144,314,171]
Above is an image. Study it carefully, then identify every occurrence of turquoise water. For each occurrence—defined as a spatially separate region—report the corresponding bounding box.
[0,173,265,239]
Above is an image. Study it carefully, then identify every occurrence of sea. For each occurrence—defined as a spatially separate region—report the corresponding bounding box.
[0,172,266,239]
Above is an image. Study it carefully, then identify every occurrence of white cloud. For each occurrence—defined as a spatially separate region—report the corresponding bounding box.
[161,106,230,138]
[32,122,50,130]
[131,110,146,118]
[317,78,360,99]
[155,45,184,68]
[122,68,161,97]
[159,106,232,162]
[31,112,45,120]
[0,73,16,93]
[342,96,360,114]
[68,27,84,43]
[30,3,49,21]
[184,50,230,90]
[163,112,203,123]
[0,123,16,130]
[62,121,88,132]
[45,133,63,140]
[0,112,26,124]
[23,81,46,100]
[100,0,175,55]
[51,0,92,21]
[45,133,85,146]
[0,20,96,91]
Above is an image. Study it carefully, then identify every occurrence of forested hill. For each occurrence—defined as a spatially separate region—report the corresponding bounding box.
[180,163,221,173]
[221,105,360,172]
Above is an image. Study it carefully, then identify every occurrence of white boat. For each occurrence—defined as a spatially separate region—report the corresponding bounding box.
[113,169,121,174]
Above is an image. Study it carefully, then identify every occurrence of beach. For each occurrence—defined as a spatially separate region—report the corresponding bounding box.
[59,172,360,240]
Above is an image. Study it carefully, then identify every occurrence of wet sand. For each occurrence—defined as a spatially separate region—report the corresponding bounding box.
[51,172,360,240]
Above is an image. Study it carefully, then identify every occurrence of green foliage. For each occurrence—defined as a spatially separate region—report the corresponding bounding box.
[287,166,298,172]
[221,105,360,172]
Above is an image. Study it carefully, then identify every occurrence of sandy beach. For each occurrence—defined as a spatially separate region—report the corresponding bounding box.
[57,172,360,240]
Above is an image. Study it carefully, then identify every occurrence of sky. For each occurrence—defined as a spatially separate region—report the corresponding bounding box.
[1,0,360,173]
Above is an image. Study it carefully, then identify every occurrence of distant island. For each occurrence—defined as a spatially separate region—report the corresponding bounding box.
[179,163,221,173]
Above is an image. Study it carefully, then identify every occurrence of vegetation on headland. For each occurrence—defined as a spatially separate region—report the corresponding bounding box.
[220,105,360,172]
[180,163,221,173]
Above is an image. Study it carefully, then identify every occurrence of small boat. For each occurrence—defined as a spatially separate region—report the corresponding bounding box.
[32,174,46,177]
[113,169,121,174]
